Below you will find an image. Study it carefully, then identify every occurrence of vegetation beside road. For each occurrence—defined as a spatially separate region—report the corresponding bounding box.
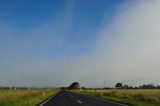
[0,89,56,106]
[73,89,160,106]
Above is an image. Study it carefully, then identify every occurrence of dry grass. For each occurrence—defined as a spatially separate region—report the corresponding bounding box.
[74,89,160,106]
[0,89,56,106]
[90,89,160,103]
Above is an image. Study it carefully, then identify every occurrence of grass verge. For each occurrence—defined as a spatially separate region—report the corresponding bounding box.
[0,89,57,106]
[73,89,160,106]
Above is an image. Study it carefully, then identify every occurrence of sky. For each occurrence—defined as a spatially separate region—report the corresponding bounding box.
[0,0,160,87]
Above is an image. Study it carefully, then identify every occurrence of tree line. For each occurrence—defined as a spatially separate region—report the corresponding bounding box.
[62,82,160,90]
[115,82,160,89]
[1,82,160,90]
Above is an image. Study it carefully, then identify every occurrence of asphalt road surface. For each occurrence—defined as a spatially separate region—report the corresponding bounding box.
[39,91,127,106]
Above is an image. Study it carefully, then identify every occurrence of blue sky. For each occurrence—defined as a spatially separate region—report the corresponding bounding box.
[0,0,125,59]
[0,0,125,64]
[1,0,160,87]
[4,0,122,28]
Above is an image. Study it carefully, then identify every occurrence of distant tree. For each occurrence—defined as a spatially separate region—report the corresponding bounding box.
[68,82,80,90]
[141,83,155,89]
[81,87,87,90]
[123,85,129,89]
[129,86,133,89]
[115,82,123,88]
[134,87,138,89]
[139,85,142,89]
[157,85,160,89]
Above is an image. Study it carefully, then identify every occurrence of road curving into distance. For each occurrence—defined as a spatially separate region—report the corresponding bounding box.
[38,91,127,106]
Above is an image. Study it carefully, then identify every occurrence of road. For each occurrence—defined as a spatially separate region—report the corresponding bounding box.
[39,91,127,106]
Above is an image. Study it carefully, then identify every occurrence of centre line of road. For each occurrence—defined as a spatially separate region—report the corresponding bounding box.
[70,95,73,98]
[67,93,73,98]
[77,100,82,104]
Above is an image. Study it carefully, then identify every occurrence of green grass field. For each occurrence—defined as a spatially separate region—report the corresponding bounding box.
[0,89,56,106]
[73,89,160,106]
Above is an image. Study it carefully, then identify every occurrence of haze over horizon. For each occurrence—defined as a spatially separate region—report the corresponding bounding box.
[1,0,160,87]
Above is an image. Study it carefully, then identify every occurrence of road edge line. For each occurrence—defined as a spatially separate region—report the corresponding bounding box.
[38,92,58,106]
[70,91,128,106]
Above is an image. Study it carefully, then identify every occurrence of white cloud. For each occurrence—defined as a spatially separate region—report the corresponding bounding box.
[62,1,160,87]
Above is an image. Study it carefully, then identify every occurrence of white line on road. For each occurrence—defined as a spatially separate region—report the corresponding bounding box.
[67,93,83,104]
[39,94,56,106]
[74,93,127,106]
[77,100,82,104]
[89,96,127,106]
[94,97,128,106]
[67,93,73,98]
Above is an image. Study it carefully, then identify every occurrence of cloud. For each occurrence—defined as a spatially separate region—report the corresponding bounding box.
[85,0,160,86]
[1,1,160,87]
[61,0,160,87]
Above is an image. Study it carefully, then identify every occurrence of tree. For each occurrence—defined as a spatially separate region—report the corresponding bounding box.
[81,87,87,90]
[68,82,80,90]
[141,83,155,89]
[123,85,129,89]
[115,82,123,88]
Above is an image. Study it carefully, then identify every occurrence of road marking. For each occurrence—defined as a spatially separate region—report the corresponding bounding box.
[77,100,82,104]
[39,94,56,106]
[73,93,127,106]
[67,93,73,98]
[87,95,127,106]
[93,97,128,106]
